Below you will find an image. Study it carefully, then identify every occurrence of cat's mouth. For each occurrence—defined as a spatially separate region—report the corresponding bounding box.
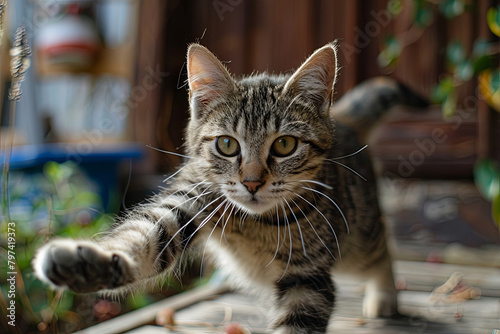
[226,193,277,215]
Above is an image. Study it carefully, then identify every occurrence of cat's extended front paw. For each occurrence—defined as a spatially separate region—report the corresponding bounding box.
[362,289,398,318]
[33,239,134,293]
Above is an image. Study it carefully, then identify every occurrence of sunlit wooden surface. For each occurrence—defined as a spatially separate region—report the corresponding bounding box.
[80,260,500,334]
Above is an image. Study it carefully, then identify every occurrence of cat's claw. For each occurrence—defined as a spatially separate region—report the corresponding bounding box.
[33,239,133,293]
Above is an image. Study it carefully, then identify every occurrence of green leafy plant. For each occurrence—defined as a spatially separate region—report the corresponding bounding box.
[1,161,110,333]
[1,161,201,333]
[474,159,500,228]
[379,0,500,116]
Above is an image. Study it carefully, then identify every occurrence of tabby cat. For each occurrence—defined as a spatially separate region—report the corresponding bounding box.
[33,42,426,333]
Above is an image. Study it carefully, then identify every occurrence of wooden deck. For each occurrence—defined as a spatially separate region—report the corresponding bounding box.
[76,260,500,334]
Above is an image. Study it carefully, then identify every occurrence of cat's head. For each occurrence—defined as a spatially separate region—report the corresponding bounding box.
[185,43,338,215]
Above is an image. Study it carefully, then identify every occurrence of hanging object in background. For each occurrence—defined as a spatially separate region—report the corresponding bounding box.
[35,1,101,73]
[0,1,5,46]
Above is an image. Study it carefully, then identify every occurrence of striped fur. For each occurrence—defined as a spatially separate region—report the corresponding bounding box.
[33,43,425,333]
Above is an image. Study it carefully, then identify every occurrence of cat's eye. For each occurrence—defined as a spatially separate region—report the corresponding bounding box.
[216,136,240,157]
[271,136,298,157]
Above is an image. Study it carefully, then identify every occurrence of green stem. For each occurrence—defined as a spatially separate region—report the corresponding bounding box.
[2,100,15,223]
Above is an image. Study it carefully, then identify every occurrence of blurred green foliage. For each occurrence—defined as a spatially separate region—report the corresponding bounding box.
[378,0,500,115]
[377,35,402,68]
[1,161,108,333]
[0,162,188,333]
[378,0,500,228]
[487,5,500,37]
[474,159,500,230]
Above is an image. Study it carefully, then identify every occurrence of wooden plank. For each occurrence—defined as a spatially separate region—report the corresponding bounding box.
[126,286,500,334]
[112,261,500,333]
[127,326,172,334]
[395,261,500,283]
[74,283,229,334]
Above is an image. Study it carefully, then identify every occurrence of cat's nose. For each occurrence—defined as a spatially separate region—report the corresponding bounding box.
[242,180,265,195]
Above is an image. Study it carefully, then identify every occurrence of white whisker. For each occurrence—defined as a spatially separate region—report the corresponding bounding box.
[219,203,236,246]
[330,145,368,160]
[163,164,189,183]
[297,180,333,190]
[199,199,229,277]
[290,198,335,260]
[240,210,250,230]
[155,186,213,227]
[147,145,194,160]
[266,203,281,268]
[284,197,307,256]
[187,188,214,210]
[279,202,292,281]
[301,186,350,234]
[178,196,228,272]
[167,180,209,199]
[295,193,342,262]
[150,184,214,238]
[180,196,227,250]
[155,194,225,265]
[326,160,367,181]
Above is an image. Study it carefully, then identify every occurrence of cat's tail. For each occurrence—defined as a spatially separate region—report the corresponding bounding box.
[331,76,429,137]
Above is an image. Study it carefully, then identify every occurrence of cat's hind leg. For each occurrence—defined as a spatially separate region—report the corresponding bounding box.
[362,245,398,318]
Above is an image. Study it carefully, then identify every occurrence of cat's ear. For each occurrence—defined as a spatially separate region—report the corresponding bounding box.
[284,42,338,112]
[186,44,235,116]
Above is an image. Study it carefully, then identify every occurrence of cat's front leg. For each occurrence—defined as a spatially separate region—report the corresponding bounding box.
[33,192,204,293]
[362,250,398,318]
[271,270,334,334]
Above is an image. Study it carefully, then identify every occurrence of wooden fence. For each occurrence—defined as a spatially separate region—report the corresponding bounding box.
[130,0,499,178]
